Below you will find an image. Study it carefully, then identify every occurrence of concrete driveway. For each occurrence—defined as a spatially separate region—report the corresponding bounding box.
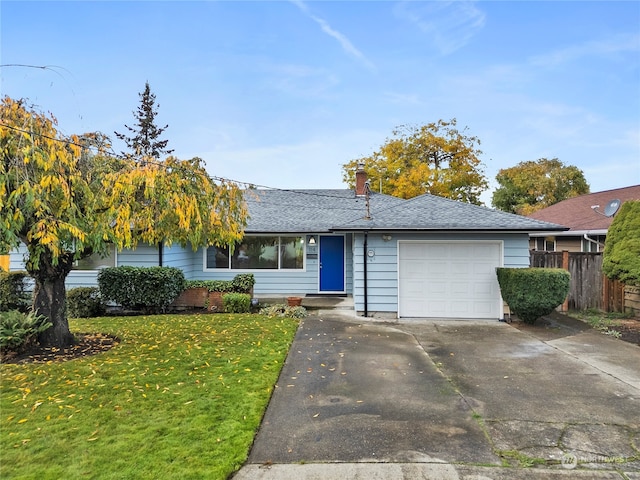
[232,312,640,480]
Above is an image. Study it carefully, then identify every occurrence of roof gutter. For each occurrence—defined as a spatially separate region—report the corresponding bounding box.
[529,229,607,237]
[583,233,604,250]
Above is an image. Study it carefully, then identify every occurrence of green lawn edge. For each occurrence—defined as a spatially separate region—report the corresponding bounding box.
[1,313,299,480]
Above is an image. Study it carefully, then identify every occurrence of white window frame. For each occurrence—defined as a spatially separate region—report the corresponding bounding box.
[203,235,306,272]
[72,244,117,271]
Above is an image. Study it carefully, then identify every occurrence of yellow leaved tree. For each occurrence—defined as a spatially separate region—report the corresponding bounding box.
[342,119,488,204]
[0,97,247,347]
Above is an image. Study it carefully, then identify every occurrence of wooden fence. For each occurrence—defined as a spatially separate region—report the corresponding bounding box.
[530,251,625,312]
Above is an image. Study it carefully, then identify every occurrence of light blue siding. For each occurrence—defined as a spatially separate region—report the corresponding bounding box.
[163,244,193,275]
[9,243,162,289]
[9,244,28,271]
[117,244,159,268]
[352,232,530,316]
[188,234,353,296]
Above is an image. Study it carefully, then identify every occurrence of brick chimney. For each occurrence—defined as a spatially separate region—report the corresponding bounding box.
[355,161,368,196]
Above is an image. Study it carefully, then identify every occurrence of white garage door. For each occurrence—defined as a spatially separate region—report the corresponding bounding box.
[398,241,502,319]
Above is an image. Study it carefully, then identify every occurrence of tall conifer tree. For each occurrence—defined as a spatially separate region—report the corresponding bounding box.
[115,82,174,160]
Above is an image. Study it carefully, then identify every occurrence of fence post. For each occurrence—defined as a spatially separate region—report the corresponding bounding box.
[562,250,569,312]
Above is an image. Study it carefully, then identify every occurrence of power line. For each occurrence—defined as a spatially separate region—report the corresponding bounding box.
[0,122,358,202]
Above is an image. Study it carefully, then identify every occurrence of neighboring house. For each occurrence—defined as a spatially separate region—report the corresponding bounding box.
[527,185,640,253]
[8,168,564,320]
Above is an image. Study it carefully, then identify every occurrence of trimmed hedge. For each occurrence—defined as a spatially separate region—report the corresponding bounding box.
[222,293,251,313]
[0,271,31,313]
[67,287,106,318]
[98,266,185,312]
[496,267,570,324]
[184,274,255,293]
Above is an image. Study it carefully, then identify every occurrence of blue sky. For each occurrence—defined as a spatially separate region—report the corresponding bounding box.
[2,1,639,205]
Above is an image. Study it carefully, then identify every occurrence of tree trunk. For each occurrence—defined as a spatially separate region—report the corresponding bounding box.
[27,251,76,348]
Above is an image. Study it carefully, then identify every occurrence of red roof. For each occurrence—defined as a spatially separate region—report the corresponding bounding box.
[527,185,640,232]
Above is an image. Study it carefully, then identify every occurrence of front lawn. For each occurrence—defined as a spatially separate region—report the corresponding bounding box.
[0,313,298,480]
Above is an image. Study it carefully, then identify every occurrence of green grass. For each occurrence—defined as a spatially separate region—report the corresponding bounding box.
[0,313,298,480]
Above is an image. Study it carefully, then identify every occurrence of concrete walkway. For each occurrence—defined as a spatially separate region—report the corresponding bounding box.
[232,311,640,479]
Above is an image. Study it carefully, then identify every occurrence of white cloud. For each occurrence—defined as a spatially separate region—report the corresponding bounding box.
[394,1,486,55]
[290,0,375,70]
[529,33,640,67]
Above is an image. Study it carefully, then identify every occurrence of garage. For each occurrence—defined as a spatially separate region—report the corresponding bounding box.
[398,241,502,319]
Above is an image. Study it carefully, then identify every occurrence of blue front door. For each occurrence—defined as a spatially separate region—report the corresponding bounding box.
[319,235,345,292]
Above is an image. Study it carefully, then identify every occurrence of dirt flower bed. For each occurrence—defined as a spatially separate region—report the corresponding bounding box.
[511,310,640,346]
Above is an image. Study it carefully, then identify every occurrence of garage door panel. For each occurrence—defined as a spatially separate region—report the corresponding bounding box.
[451,303,472,315]
[451,262,470,275]
[399,242,501,319]
[424,281,447,296]
[451,281,470,296]
[426,300,447,316]
[473,301,494,315]
[425,244,448,258]
[426,261,448,275]
[473,262,495,275]
[473,282,493,295]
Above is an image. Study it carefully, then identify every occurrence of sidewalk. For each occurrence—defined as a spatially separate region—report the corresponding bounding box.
[232,313,640,479]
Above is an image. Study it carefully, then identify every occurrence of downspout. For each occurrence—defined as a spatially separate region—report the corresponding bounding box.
[363,231,368,317]
[158,242,163,267]
[583,234,603,251]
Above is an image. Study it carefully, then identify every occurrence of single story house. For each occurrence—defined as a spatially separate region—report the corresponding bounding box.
[527,185,640,253]
[9,168,565,320]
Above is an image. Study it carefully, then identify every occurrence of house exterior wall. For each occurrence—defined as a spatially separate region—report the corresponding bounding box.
[556,237,581,252]
[189,233,353,297]
[7,234,354,298]
[529,235,602,253]
[8,243,160,289]
[163,244,194,277]
[9,244,28,271]
[351,232,531,316]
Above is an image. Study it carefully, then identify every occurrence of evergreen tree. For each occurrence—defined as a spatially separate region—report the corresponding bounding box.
[115,82,174,160]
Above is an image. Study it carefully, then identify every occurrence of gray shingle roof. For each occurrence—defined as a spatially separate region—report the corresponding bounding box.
[243,189,565,233]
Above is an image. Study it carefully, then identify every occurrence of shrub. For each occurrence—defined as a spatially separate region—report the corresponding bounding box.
[496,268,570,324]
[231,274,255,293]
[98,266,185,312]
[0,271,31,313]
[0,310,52,357]
[259,304,307,319]
[184,274,255,293]
[223,293,251,313]
[603,200,640,286]
[185,279,233,292]
[67,287,106,318]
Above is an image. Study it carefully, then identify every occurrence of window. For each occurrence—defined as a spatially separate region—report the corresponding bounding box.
[582,235,605,253]
[535,237,556,252]
[544,237,556,252]
[206,244,230,269]
[73,245,116,270]
[205,236,304,270]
